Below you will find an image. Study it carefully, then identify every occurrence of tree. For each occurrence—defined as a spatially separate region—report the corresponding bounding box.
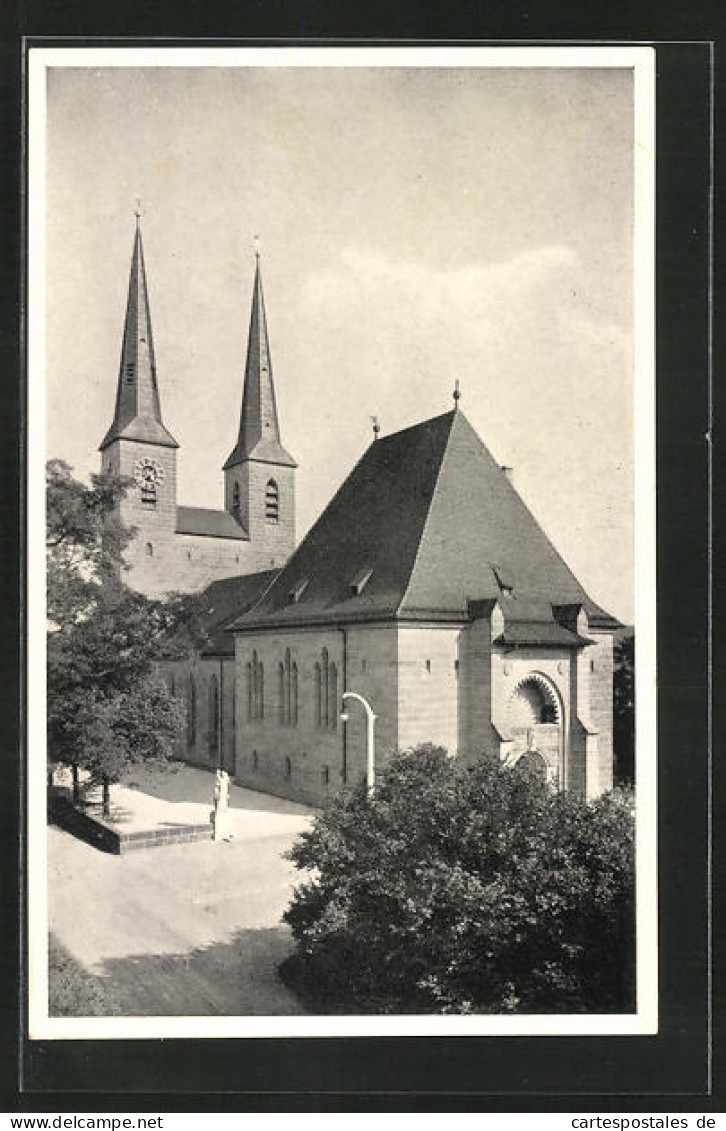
[282,745,635,1015]
[46,461,205,811]
[46,458,133,629]
[613,631,635,785]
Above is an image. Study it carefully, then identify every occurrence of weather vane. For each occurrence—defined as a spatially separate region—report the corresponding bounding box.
[134,196,143,222]
[253,234,261,259]
[371,415,381,440]
[453,378,461,408]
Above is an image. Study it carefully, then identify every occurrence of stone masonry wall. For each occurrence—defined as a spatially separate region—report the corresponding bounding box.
[233,625,399,806]
[103,439,292,598]
[587,631,615,794]
[396,625,460,756]
[158,656,235,775]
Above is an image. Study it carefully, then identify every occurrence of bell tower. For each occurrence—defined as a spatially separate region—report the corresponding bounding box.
[223,252,296,566]
[99,215,179,594]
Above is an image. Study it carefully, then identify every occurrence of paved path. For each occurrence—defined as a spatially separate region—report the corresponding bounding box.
[48,767,315,1016]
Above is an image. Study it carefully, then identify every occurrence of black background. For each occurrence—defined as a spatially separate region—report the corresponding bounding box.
[0,4,719,1111]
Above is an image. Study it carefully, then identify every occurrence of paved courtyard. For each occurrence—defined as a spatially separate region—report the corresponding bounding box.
[48,764,315,1016]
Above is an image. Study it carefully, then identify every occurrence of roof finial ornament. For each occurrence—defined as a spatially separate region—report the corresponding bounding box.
[371,415,381,441]
[253,234,261,261]
[134,196,143,225]
[453,379,461,410]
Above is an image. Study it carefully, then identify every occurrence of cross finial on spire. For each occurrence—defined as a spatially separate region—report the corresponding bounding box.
[453,379,461,409]
[253,234,261,260]
[371,415,380,441]
[134,196,143,224]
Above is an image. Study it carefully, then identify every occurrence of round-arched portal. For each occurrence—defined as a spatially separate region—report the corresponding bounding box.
[507,674,563,788]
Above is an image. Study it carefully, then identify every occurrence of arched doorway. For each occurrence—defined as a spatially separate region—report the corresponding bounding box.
[507,675,563,788]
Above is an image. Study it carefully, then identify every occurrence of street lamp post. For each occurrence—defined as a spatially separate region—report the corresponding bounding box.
[341,691,377,795]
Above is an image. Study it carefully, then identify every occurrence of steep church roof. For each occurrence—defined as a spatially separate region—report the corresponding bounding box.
[223,256,296,470]
[195,569,281,656]
[230,409,619,633]
[99,219,179,451]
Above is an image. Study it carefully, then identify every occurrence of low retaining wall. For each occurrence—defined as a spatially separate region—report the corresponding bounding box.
[49,793,212,855]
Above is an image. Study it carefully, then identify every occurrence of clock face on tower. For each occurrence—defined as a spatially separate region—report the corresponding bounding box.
[133,456,165,489]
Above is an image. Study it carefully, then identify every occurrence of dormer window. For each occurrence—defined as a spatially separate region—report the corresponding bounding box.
[350,567,373,596]
[288,578,309,604]
[265,479,279,523]
[491,562,514,597]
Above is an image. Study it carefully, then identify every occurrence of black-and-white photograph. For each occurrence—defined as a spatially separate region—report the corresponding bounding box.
[28,46,656,1039]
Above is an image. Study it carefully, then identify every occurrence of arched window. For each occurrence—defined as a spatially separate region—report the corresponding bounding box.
[328,662,338,731]
[292,662,299,727]
[208,675,219,759]
[314,663,322,728]
[145,542,153,557]
[265,479,279,523]
[188,676,197,745]
[169,674,175,697]
[285,649,292,726]
[246,662,253,721]
[232,481,241,519]
[258,662,264,719]
[284,756,292,780]
[252,749,259,773]
[321,648,329,728]
[278,662,285,725]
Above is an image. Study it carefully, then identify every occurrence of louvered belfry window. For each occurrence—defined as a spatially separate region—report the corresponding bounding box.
[265,479,279,523]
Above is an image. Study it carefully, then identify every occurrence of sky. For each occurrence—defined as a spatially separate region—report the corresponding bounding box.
[44,60,636,623]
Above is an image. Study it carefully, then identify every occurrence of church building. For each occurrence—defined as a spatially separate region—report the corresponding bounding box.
[101,221,621,806]
[99,218,296,598]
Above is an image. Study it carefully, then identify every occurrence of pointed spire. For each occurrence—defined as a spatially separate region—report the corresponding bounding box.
[100,218,178,450]
[223,253,296,470]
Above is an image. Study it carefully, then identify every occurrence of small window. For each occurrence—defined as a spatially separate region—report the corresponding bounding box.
[145,542,153,557]
[590,658,596,672]
[284,756,292,780]
[265,479,279,523]
[454,659,460,677]
[252,749,259,773]
[292,661,299,727]
[425,659,431,673]
[321,765,330,786]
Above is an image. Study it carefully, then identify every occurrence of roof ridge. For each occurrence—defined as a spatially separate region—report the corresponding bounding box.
[395,411,458,617]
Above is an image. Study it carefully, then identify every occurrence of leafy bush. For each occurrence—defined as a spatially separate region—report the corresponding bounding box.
[614,631,635,785]
[282,745,635,1014]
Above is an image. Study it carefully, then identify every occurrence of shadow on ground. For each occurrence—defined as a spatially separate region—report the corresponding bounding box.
[50,926,308,1017]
